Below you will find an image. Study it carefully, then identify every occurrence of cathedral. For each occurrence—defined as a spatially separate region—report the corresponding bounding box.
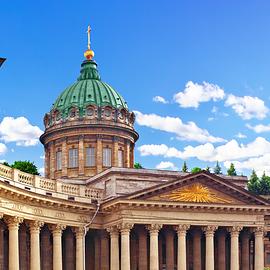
[0,27,270,270]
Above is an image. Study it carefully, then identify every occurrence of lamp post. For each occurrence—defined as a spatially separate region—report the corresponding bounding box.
[0,58,6,67]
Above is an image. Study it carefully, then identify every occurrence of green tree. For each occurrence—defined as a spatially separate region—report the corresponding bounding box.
[181,161,188,172]
[227,163,237,176]
[248,170,260,194]
[259,172,270,195]
[213,161,222,174]
[2,161,10,167]
[191,167,202,174]
[134,162,143,169]
[11,160,39,175]
[205,166,211,172]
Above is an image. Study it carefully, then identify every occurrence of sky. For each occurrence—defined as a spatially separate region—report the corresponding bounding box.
[1,0,270,177]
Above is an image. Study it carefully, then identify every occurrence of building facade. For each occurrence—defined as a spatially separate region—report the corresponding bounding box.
[0,30,270,270]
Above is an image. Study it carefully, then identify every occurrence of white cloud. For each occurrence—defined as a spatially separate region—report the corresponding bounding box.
[224,155,270,177]
[156,161,177,170]
[208,117,215,122]
[0,117,43,146]
[211,106,218,114]
[235,132,247,139]
[38,167,45,176]
[225,94,269,120]
[134,111,225,143]
[246,123,270,133]
[0,144,7,156]
[138,144,182,158]
[153,96,168,104]
[138,137,270,163]
[40,155,45,160]
[173,81,225,108]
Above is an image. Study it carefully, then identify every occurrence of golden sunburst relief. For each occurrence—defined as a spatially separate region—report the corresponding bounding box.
[161,183,232,203]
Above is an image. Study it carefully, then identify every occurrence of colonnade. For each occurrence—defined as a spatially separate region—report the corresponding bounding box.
[0,216,266,270]
[106,223,265,270]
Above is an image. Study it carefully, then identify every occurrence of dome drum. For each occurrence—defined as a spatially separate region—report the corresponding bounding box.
[40,57,138,180]
[44,105,136,130]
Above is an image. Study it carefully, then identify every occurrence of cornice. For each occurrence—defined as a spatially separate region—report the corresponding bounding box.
[101,199,270,214]
[0,181,95,212]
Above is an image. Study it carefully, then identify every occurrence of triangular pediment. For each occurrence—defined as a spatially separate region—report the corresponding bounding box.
[149,182,240,204]
[126,171,269,206]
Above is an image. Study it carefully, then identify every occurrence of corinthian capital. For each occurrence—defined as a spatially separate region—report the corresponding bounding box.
[174,224,190,236]
[49,224,66,234]
[227,226,243,236]
[203,225,218,236]
[4,216,23,229]
[73,226,85,238]
[106,225,119,236]
[117,223,134,233]
[146,224,163,234]
[28,220,44,233]
[251,226,265,237]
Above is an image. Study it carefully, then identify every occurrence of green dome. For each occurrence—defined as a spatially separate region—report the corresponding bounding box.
[52,60,128,118]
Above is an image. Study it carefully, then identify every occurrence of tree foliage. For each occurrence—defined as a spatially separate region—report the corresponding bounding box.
[205,166,211,172]
[134,162,143,169]
[213,161,222,174]
[191,167,202,174]
[181,161,188,173]
[248,170,270,195]
[227,163,237,176]
[11,160,40,175]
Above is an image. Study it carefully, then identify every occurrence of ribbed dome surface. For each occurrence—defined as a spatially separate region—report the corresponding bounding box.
[52,60,128,117]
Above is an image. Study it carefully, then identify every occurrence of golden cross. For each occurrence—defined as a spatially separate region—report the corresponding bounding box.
[87,25,91,50]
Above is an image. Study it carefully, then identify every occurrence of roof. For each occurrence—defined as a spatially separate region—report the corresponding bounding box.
[51,60,128,118]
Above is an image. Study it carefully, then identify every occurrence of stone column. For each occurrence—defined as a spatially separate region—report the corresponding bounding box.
[138,226,148,270]
[146,224,163,270]
[203,226,217,270]
[74,227,84,270]
[217,230,226,270]
[125,141,130,168]
[62,138,68,177]
[174,224,190,270]
[113,137,119,167]
[50,142,55,179]
[29,221,44,270]
[193,228,202,270]
[130,144,134,168]
[4,216,23,270]
[0,221,4,270]
[45,147,50,178]
[50,224,66,270]
[228,226,242,270]
[107,226,119,270]
[241,230,250,270]
[117,223,133,270]
[100,230,110,270]
[253,227,264,270]
[78,136,85,176]
[165,228,175,270]
[96,135,103,173]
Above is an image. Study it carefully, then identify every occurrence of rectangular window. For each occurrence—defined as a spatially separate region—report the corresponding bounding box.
[118,150,124,167]
[103,148,112,167]
[56,151,62,170]
[86,147,95,167]
[69,148,78,168]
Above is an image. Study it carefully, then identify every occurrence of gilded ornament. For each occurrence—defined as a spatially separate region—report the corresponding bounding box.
[161,183,232,204]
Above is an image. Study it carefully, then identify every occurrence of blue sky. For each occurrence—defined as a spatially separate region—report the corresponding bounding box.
[1,0,270,176]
